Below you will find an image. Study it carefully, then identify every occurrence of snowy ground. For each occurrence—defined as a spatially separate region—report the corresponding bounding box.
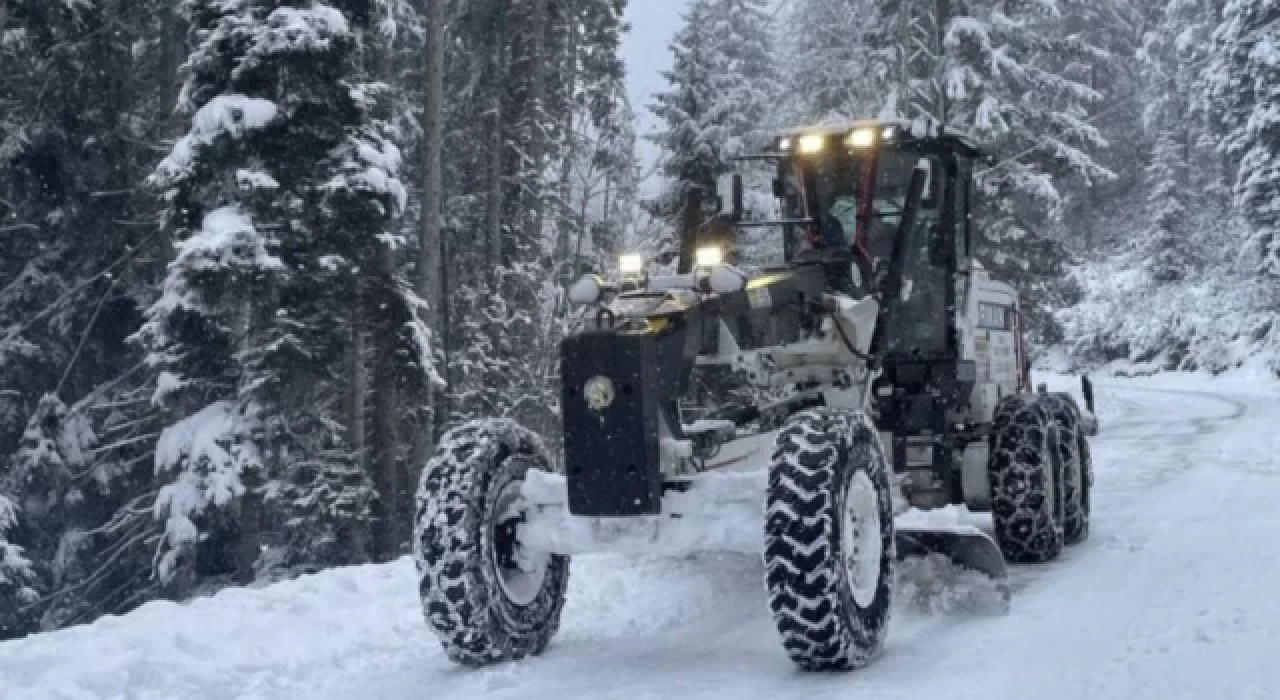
[3,371,1279,700]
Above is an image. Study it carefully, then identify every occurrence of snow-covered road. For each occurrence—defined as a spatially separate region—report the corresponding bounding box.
[3,373,1278,700]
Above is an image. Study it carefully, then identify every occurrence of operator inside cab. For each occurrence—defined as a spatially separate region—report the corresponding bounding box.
[778,135,951,358]
[780,147,919,296]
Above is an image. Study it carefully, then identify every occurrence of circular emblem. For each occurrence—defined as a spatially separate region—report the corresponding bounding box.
[583,376,616,412]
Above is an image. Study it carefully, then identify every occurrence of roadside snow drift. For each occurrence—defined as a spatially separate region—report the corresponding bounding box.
[2,372,1279,700]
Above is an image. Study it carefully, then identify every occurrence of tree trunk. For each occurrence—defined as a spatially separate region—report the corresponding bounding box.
[157,0,183,133]
[233,488,262,585]
[412,0,447,483]
[346,309,367,461]
[485,39,506,274]
[554,1,582,272]
[677,189,703,274]
[370,246,403,561]
[523,0,550,246]
[361,23,405,561]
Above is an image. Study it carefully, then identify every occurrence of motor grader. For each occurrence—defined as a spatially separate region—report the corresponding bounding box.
[413,119,1097,671]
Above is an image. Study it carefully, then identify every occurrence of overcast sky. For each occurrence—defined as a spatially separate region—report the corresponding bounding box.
[620,1,691,189]
[620,1,788,194]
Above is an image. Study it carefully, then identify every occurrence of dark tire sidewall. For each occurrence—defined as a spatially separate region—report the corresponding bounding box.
[988,396,1065,563]
[1046,393,1091,544]
[765,409,895,671]
[414,421,570,666]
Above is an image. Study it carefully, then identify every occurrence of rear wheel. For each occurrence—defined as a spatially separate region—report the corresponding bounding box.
[764,409,895,671]
[987,395,1064,563]
[1045,393,1091,545]
[413,419,570,666]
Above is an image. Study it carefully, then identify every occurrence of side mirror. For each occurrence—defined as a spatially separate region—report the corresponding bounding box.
[716,173,745,222]
[731,174,744,222]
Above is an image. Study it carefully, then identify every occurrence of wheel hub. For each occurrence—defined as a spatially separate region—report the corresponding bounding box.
[842,470,883,608]
[491,480,551,607]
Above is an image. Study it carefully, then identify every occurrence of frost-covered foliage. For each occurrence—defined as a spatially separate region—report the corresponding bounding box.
[0,0,637,639]
[151,401,258,583]
[0,494,40,637]
[944,2,1115,345]
[1203,0,1280,282]
[781,0,882,124]
[852,0,1113,343]
[1059,0,1279,375]
[439,0,635,455]
[140,0,435,590]
[1140,130,1193,284]
[0,393,100,635]
[647,0,781,269]
[1059,248,1280,375]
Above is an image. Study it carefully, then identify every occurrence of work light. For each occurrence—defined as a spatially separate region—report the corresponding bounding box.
[618,253,645,275]
[695,246,724,268]
[798,133,826,154]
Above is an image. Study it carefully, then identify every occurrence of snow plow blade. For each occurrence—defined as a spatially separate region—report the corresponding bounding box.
[894,524,1010,599]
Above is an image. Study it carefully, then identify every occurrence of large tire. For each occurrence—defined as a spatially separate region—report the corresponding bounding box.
[413,419,570,666]
[1044,393,1092,545]
[987,395,1064,563]
[764,408,895,671]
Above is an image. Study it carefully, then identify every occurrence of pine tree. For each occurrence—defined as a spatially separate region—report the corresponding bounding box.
[883,0,1116,345]
[1204,0,1280,280]
[1142,129,1192,283]
[141,0,434,586]
[648,0,780,270]
[0,492,40,638]
[783,0,881,123]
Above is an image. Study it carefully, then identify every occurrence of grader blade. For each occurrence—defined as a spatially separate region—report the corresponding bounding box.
[894,524,1010,600]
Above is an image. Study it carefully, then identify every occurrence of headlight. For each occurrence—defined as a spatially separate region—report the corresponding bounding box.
[777,137,793,151]
[695,246,723,267]
[798,133,826,154]
[846,128,876,148]
[618,253,645,275]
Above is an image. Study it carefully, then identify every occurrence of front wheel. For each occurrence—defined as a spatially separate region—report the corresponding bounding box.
[764,409,895,671]
[413,419,570,666]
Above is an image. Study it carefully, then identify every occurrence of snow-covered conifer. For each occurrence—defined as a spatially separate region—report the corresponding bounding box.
[648,0,780,268]
[141,0,434,585]
[1204,0,1280,280]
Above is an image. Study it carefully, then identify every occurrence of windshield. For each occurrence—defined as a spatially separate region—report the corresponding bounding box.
[779,146,950,357]
[779,148,922,265]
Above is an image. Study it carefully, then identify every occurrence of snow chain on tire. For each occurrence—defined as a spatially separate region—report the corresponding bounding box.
[413,419,570,666]
[1044,392,1092,545]
[764,408,895,671]
[987,395,1065,563]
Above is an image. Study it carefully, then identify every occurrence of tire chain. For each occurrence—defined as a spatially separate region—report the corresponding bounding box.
[413,419,570,666]
[988,395,1064,563]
